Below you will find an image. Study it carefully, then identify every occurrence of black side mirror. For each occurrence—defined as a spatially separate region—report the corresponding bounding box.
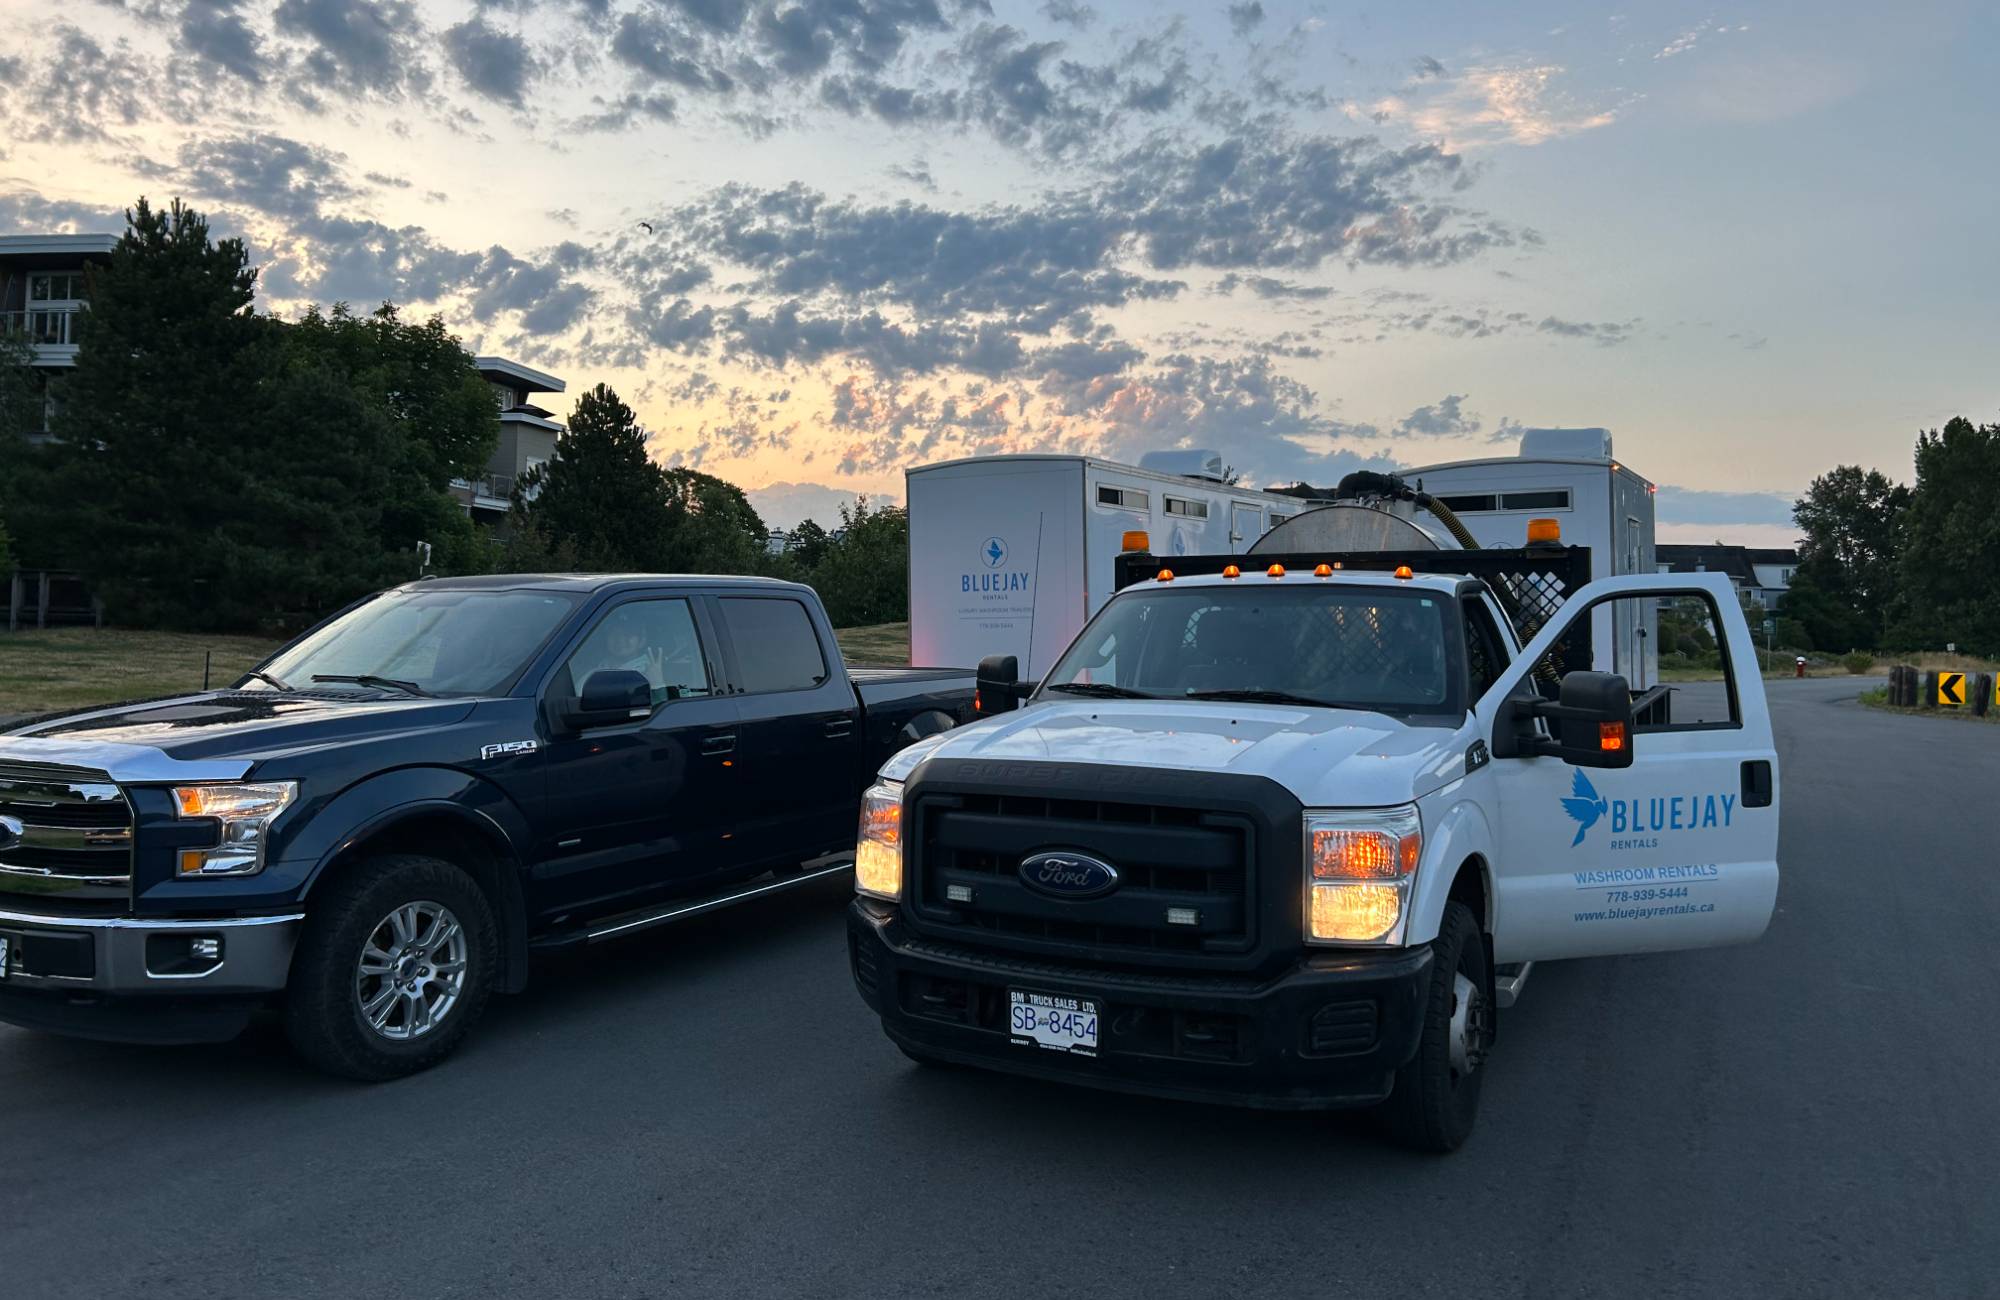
[565,669,653,730]
[975,654,1031,715]
[1495,670,1635,768]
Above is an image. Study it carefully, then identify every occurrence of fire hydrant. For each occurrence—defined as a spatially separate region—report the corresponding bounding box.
[1795,656,1806,678]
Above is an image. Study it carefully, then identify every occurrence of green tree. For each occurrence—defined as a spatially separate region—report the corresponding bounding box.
[787,518,831,571]
[1789,464,1910,650]
[0,327,37,442]
[512,383,673,569]
[660,467,768,573]
[37,198,267,626]
[1891,416,2000,653]
[809,497,908,627]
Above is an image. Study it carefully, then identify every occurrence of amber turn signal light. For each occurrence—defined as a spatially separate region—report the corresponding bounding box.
[1600,721,1627,752]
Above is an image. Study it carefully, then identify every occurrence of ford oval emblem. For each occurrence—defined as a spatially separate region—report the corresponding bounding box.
[0,814,20,853]
[1019,851,1120,900]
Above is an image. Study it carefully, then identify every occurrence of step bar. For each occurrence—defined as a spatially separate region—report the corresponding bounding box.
[1494,961,1534,1008]
[583,859,855,943]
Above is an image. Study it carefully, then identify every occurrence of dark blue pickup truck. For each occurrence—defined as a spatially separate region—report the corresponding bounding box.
[0,574,974,1078]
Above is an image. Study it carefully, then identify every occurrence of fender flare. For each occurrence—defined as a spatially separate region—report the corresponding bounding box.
[293,768,534,992]
[1406,794,1497,946]
[897,709,959,744]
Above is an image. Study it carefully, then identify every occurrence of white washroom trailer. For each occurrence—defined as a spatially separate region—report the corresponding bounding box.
[1408,428,1658,687]
[906,453,1313,676]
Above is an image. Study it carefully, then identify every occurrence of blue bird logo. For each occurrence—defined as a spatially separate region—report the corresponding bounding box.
[1561,769,1608,847]
[982,536,1008,568]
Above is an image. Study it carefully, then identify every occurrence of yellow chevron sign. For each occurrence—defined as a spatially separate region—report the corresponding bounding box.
[1938,672,1966,706]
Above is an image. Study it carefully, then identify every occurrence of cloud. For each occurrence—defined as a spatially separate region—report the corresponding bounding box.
[1216,273,1333,300]
[1226,3,1263,38]
[272,0,428,97]
[149,130,357,219]
[1393,393,1479,437]
[1371,63,1619,148]
[179,0,270,84]
[22,28,157,143]
[1412,54,1445,79]
[443,17,538,107]
[1039,0,1094,29]
[1654,485,1797,529]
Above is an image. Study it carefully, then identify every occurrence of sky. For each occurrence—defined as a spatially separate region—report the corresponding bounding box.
[2,0,1994,540]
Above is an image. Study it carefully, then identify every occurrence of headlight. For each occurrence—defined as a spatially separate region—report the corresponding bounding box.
[172,782,298,877]
[877,731,950,784]
[855,780,904,901]
[1303,806,1421,946]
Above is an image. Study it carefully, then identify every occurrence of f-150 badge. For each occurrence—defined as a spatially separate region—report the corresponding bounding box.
[480,740,539,760]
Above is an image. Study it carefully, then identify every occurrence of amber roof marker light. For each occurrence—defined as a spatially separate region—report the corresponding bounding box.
[1393,565,1414,580]
[1266,564,1286,578]
[1313,563,1333,578]
[1221,565,1241,579]
[1156,568,1174,582]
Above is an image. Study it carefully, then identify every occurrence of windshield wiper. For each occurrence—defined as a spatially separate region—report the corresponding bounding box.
[1045,682,1158,699]
[242,669,293,692]
[310,674,434,697]
[1183,688,1338,708]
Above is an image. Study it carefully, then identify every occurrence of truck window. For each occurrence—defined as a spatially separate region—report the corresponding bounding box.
[1560,590,1741,730]
[719,597,830,693]
[260,589,580,697]
[1461,598,1507,700]
[564,599,714,705]
[1042,585,1461,715]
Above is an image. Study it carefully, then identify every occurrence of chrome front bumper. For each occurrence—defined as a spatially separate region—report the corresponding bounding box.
[0,907,303,995]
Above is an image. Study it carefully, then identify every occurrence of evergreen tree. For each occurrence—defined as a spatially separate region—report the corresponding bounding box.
[513,383,673,569]
[787,518,831,571]
[1891,417,2000,653]
[1789,465,1910,650]
[41,198,266,626]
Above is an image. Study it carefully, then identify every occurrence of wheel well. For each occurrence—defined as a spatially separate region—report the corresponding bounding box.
[321,811,529,993]
[1448,855,1492,934]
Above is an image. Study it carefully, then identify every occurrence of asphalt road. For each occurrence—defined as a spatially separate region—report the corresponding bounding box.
[3,675,1993,1299]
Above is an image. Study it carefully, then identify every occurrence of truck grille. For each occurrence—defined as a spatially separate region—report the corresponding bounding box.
[909,790,1258,963]
[0,762,134,906]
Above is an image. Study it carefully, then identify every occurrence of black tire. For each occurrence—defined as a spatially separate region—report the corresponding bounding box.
[1384,901,1493,1153]
[284,854,498,1082]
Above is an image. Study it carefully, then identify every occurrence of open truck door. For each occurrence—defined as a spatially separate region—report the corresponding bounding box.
[1476,572,1779,964]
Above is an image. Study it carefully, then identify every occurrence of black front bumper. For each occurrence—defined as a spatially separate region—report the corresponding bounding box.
[849,900,1431,1111]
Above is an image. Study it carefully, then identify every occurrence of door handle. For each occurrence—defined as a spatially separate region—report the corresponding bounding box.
[824,719,855,738]
[702,733,736,756]
[1740,760,1773,808]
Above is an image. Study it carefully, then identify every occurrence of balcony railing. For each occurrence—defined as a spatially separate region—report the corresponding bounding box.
[0,308,81,347]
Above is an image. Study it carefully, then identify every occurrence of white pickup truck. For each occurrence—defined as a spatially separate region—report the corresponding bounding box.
[846,556,1780,1150]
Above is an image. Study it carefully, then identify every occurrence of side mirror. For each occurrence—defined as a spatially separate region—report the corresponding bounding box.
[565,669,653,730]
[1496,670,1634,768]
[975,654,1031,715]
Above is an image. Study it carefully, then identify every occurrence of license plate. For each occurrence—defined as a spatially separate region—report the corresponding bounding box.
[0,935,9,979]
[1009,989,1098,1056]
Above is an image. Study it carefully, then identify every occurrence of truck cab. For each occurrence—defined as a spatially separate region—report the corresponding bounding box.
[847,559,1779,1150]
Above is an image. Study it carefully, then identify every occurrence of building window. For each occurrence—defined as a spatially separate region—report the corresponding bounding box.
[490,382,518,410]
[28,272,87,303]
[1269,512,1289,526]
[1096,484,1150,512]
[1163,496,1208,518]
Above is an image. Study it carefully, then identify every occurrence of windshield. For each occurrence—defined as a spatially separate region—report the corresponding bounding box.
[1039,584,1461,715]
[254,589,580,698]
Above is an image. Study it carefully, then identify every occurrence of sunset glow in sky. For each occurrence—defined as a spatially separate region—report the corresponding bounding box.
[3,0,1994,539]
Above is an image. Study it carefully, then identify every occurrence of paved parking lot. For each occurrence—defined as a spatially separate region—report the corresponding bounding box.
[2,675,1991,1298]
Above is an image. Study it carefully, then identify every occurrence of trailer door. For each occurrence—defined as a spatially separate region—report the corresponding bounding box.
[1477,573,1779,964]
[1229,501,1262,549]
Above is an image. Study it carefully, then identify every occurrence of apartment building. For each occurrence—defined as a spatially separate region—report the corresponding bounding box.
[0,233,119,441]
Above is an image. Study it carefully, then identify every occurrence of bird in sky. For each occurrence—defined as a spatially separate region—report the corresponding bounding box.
[638,220,655,233]
[1561,769,1608,847]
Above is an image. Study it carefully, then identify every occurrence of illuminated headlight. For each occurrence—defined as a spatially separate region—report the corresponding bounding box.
[172,782,298,877]
[1303,806,1421,946]
[855,780,904,901]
